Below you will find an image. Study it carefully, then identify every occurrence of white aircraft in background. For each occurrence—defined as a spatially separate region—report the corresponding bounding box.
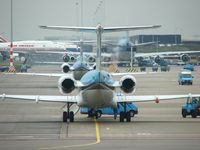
[1,24,200,123]
[112,37,200,65]
[0,35,79,62]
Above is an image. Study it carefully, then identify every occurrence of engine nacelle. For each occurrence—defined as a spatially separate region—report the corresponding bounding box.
[119,75,136,93]
[70,56,75,62]
[62,54,70,62]
[180,54,190,62]
[88,56,95,62]
[58,76,76,94]
[154,55,162,64]
[61,63,70,73]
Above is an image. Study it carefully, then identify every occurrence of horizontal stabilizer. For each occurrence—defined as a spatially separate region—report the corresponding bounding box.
[104,25,161,32]
[40,26,96,32]
[40,25,161,33]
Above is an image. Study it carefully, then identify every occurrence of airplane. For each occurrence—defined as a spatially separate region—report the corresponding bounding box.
[0,35,101,64]
[1,24,200,123]
[61,40,96,80]
[0,35,98,80]
[0,35,80,62]
[112,37,200,66]
[0,38,87,79]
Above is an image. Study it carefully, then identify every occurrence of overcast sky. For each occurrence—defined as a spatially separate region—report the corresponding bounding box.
[0,0,200,41]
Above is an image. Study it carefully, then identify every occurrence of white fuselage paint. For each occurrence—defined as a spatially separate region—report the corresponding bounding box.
[77,84,117,109]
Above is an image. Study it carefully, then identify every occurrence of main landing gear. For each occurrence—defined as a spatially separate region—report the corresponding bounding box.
[119,102,132,122]
[63,103,74,122]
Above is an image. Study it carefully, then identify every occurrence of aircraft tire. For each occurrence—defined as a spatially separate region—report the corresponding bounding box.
[88,109,94,118]
[129,110,135,117]
[63,111,68,122]
[119,112,125,122]
[126,112,131,122]
[191,110,197,118]
[69,111,74,122]
[95,110,102,119]
[182,109,187,118]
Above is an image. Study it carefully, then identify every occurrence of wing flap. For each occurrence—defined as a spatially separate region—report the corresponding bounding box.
[115,94,200,103]
[0,94,78,103]
[5,72,66,77]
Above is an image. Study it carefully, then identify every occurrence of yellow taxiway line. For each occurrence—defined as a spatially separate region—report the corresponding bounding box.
[39,118,100,150]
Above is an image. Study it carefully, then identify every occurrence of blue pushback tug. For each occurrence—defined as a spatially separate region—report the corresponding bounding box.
[182,97,200,118]
[80,103,138,119]
[183,64,194,71]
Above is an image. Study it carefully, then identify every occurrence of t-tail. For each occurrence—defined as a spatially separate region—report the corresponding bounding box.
[40,24,161,71]
[0,35,8,43]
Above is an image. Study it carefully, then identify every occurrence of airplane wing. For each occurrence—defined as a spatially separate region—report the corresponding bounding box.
[136,51,200,58]
[2,94,199,104]
[0,94,78,103]
[110,72,158,76]
[115,94,200,103]
[4,73,86,88]
[5,72,158,77]
[5,72,69,77]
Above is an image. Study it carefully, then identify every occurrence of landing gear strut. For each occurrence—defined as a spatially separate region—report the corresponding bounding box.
[119,102,131,122]
[63,103,74,122]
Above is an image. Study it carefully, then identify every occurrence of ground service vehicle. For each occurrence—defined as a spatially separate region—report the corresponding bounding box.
[182,97,200,118]
[160,65,170,72]
[178,71,193,85]
[183,64,194,71]
[0,66,8,72]
[140,66,146,72]
[20,64,28,72]
[152,64,158,72]
[80,103,138,119]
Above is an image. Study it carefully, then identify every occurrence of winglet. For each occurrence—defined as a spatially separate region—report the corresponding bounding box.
[1,93,6,101]
[35,96,39,103]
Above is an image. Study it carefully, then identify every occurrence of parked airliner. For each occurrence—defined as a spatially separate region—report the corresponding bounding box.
[0,35,79,62]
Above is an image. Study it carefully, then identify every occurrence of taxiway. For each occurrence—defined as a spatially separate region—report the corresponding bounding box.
[0,65,200,150]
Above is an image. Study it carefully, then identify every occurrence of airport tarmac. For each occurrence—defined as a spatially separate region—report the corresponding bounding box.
[0,65,200,150]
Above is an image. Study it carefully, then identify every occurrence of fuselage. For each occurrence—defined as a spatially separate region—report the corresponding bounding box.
[77,70,117,109]
[0,41,77,53]
[115,38,135,61]
[70,57,92,80]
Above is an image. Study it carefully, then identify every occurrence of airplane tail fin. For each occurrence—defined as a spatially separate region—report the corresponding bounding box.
[0,35,8,43]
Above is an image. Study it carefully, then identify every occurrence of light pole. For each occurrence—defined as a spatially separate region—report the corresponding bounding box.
[8,0,16,72]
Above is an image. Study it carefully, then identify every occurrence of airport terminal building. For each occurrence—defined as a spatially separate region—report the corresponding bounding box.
[130,34,182,46]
